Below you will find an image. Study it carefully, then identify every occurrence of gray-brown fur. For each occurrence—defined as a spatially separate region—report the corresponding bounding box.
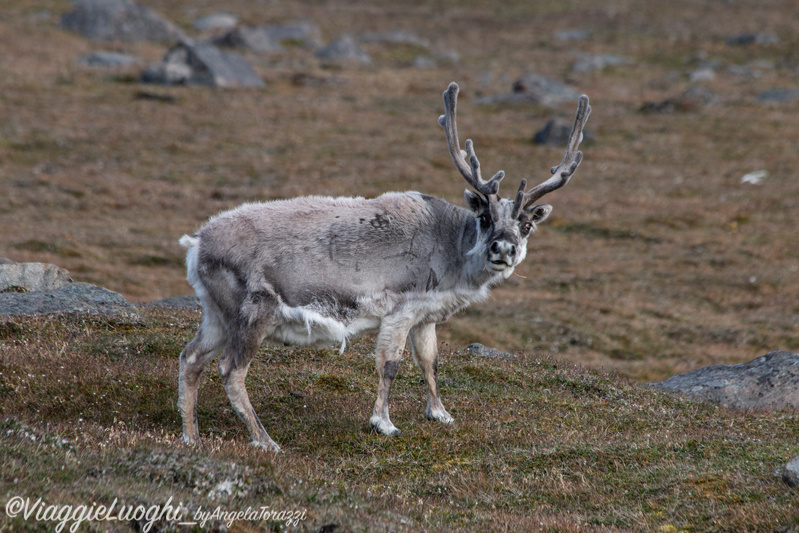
[177,82,590,451]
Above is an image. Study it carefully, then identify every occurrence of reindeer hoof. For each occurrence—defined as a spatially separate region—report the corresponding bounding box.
[370,416,400,437]
[251,439,281,452]
[426,409,455,424]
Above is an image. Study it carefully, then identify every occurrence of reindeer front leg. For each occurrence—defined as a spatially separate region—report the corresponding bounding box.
[409,322,454,424]
[370,319,411,436]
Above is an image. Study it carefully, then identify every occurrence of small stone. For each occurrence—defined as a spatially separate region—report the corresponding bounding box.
[784,456,799,488]
[476,73,581,107]
[461,343,517,360]
[534,117,592,146]
[315,35,371,65]
[410,56,435,69]
[360,30,430,49]
[76,51,138,68]
[193,12,237,32]
[214,26,283,53]
[725,33,779,46]
[756,88,799,104]
[571,54,630,74]
[555,29,590,42]
[689,67,716,82]
[640,86,718,113]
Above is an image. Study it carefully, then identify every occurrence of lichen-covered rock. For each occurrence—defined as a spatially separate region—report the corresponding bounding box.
[0,262,72,293]
[0,282,135,317]
[59,0,188,43]
[647,351,799,411]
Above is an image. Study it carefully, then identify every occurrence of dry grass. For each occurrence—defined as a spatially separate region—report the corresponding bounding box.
[2,0,799,529]
[1,310,798,531]
[3,0,799,382]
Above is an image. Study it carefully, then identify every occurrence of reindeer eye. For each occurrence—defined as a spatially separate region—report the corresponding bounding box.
[521,222,532,235]
[478,214,490,229]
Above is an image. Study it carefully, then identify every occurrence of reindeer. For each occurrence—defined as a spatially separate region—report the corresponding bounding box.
[177,82,591,451]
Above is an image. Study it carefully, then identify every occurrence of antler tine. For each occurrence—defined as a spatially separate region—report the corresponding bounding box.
[439,82,504,197]
[511,179,528,219]
[523,94,591,208]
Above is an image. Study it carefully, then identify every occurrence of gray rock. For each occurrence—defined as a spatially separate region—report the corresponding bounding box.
[647,350,799,411]
[756,88,799,104]
[0,282,135,317]
[640,86,719,113]
[461,343,517,361]
[571,54,630,74]
[727,65,761,78]
[193,12,237,32]
[262,22,323,48]
[214,22,323,53]
[476,73,581,107]
[315,34,371,65]
[214,26,283,53]
[784,456,799,488]
[360,30,430,49]
[0,258,18,265]
[725,33,779,46]
[0,263,73,293]
[410,56,435,69]
[555,29,590,42]
[142,295,201,309]
[76,51,138,68]
[59,0,188,43]
[141,41,265,88]
[534,117,593,146]
[689,67,716,82]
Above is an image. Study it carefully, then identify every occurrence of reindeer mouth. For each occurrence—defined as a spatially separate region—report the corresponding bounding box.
[489,260,511,271]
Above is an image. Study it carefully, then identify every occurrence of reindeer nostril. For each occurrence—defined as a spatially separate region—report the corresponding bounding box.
[490,241,500,254]
[510,245,516,257]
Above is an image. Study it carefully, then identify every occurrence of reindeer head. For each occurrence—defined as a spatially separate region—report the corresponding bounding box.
[439,82,591,276]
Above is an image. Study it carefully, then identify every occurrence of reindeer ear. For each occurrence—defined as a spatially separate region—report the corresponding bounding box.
[527,203,552,224]
[464,189,487,213]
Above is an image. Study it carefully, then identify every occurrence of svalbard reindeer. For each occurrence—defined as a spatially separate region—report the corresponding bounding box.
[178,82,591,451]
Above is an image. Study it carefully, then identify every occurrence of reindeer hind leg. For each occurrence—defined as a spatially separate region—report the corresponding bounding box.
[179,306,227,445]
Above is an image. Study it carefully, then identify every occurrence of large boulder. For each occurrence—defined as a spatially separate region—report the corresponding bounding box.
[0,282,136,317]
[141,41,265,88]
[647,351,799,410]
[0,262,72,293]
[59,0,188,43]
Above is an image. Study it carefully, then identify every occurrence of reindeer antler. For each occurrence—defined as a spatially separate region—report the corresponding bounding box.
[439,82,505,198]
[520,94,591,210]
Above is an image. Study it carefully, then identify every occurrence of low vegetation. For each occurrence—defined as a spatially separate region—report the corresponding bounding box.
[1,310,798,531]
[2,0,799,530]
